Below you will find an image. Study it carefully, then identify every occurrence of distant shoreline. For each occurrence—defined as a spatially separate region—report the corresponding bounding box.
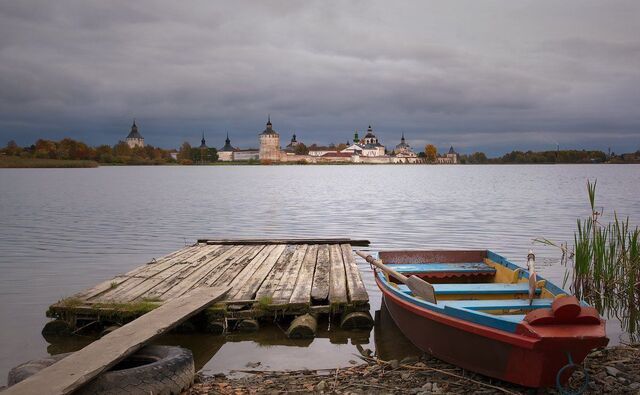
[2,156,638,169]
[0,156,98,168]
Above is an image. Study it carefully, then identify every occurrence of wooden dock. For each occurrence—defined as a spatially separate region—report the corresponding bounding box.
[46,238,372,338]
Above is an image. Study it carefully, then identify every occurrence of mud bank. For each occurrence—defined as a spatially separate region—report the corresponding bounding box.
[186,344,640,394]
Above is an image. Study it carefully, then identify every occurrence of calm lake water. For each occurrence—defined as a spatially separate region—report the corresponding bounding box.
[0,164,639,385]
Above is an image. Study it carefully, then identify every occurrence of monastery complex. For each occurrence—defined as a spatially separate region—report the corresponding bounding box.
[218,117,459,164]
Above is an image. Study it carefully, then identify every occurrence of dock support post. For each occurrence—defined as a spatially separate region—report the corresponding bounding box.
[42,319,73,338]
[286,314,317,339]
[206,320,226,335]
[237,319,260,332]
[340,311,374,329]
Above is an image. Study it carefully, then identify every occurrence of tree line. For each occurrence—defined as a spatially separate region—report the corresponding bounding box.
[418,145,638,164]
[2,138,175,165]
[1,138,231,165]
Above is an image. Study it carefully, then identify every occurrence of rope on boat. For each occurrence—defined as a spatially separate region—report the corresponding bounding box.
[556,352,589,395]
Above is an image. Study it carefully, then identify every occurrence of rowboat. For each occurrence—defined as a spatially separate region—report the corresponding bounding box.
[368,249,608,388]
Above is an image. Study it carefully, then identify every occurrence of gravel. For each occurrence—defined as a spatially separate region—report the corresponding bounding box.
[185,344,640,394]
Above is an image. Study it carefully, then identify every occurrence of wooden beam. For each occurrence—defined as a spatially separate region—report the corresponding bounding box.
[311,245,331,302]
[198,238,370,246]
[6,286,230,395]
[289,244,318,308]
[328,244,348,305]
[270,245,309,305]
[341,244,369,304]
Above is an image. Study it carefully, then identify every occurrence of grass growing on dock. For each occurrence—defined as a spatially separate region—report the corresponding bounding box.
[58,297,84,308]
[538,180,640,339]
[257,296,273,310]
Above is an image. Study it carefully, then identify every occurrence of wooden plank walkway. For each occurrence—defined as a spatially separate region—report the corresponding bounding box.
[47,239,371,330]
[9,286,230,395]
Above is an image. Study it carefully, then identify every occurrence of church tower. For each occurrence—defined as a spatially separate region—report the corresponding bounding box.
[125,120,144,148]
[259,115,280,161]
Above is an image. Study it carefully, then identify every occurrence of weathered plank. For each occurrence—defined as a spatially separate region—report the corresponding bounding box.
[341,244,369,304]
[75,245,199,301]
[270,244,309,305]
[255,245,297,301]
[199,238,370,246]
[311,244,331,302]
[328,244,348,305]
[206,245,266,287]
[228,244,287,300]
[170,245,263,298]
[289,244,318,307]
[7,286,230,395]
[143,245,242,300]
[93,245,218,302]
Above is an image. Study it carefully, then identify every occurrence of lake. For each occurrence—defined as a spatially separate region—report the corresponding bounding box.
[0,164,638,385]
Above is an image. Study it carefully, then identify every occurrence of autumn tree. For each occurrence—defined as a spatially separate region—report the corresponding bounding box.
[425,144,437,163]
[113,142,132,159]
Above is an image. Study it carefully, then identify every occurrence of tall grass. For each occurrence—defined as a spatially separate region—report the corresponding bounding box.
[566,180,640,338]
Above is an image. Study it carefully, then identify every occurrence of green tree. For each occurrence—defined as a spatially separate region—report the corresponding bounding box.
[294,143,309,155]
[4,140,21,156]
[178,142,192,162]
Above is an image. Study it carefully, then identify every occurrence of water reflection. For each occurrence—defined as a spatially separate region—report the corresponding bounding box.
[1,165,639,385]
[44,318,373,375]
[43,308,420,376]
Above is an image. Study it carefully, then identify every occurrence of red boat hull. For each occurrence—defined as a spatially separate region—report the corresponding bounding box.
[380,280,608,388]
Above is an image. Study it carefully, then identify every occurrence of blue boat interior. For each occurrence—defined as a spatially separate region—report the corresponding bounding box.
[374,250,570,333]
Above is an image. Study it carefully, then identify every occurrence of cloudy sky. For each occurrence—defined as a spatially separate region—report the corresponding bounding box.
[1,1,639,155]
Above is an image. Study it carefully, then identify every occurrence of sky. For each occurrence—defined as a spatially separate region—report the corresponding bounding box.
[0,1,639,156]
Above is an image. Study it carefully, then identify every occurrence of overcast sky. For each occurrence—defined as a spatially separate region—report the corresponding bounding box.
[1,1,639,155]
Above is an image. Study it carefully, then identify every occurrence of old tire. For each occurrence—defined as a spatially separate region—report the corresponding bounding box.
[7,345,195,395]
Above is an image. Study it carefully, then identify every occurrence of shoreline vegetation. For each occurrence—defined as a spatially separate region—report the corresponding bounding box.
[536,180,640,341]
[0,156,99,168]
[2,138,639,168]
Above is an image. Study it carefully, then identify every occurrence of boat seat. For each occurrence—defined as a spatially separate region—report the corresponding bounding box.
[390,263,496,278]
[441,299,554,310]
[397,283,541,295]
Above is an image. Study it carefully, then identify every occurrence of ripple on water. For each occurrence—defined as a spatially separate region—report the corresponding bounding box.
[0,164,639,384]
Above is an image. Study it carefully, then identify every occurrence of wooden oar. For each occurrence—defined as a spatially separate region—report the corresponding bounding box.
[527,249,537,305]
[356,251,437,303]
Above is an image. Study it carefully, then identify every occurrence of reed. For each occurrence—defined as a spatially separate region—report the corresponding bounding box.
[564,180,640,338]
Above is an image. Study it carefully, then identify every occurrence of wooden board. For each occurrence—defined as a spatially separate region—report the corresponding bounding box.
[289,244,318,307]
[205,245,266,287]
[92,245,219,302]
[311,244,330,302]
[7,286,231,395]
[328,244,348,305]
[199,238,370,246]
[270,245,309,305]
[228,244,287,300]
[255,245,297,301]
[75,245,199,301]
[341,244,369,304]
[145,245,241,300]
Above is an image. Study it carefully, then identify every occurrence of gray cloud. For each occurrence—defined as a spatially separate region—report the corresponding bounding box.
[0,0,639,155]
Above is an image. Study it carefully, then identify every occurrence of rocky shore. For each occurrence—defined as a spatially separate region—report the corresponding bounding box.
[186,344,640,394]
